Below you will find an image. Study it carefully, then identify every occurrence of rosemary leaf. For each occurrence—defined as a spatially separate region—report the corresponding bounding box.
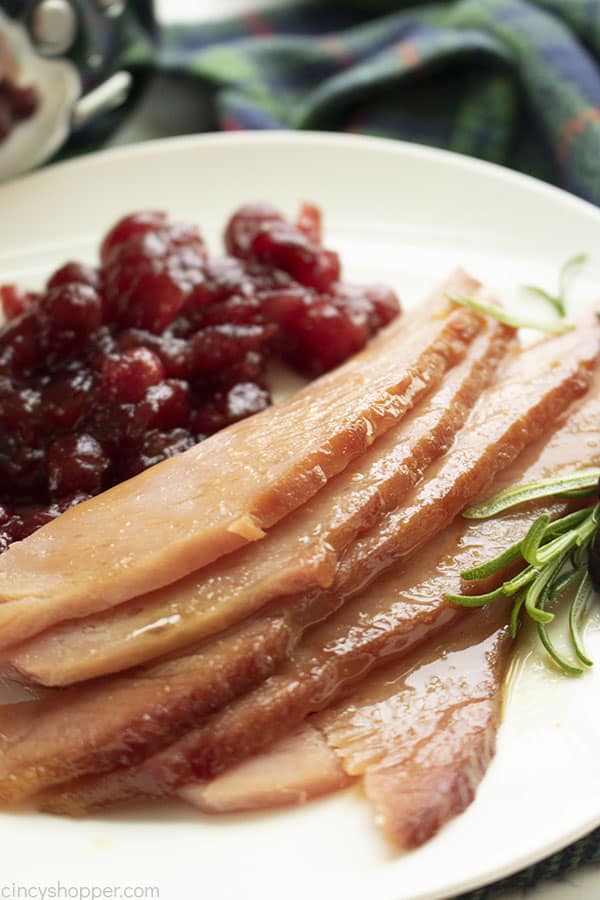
[549,567,585,599]
[445,585,506,608]
[502,565,537,596]
[569,571,595,668]
[446,293,575,334]
[524,554,565,625]
[460,541,523,581]
[546,507,592,536]
[521,513,551,566]
[537,621,584,676]
[463,469,600,519]
[510,593,527,638]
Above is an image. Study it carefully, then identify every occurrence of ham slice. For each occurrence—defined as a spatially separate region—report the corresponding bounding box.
[9,314,515,685]
[0,273,484,652]
[33,319,600,815]
[181,602,511,851]
[179,727,351,813]
[0,613,294,806]
[317,601,511,849]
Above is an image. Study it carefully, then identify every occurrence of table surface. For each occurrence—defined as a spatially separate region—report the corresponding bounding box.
[105,2,600,898]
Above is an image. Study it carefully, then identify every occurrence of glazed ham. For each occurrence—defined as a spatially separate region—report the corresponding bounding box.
[334,606,511,849]
[182,601,511,850]
[9,314,515,685]
[173,375,600,839]
[0,274,485,652]
[29,318,600,814]
[180,726,352,813]
[0,299,511,802]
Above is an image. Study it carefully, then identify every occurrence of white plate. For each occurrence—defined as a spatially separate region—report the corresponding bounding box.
[1,133,600,900]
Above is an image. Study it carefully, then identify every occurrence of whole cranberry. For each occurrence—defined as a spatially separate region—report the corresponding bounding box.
[201,295,263,326]
[38,284,103,344]
[282,297,369,376]
[250,221,340,293]
[224,204,284,258]
[47,433,109,498]
[100,210,168,265]
[332,283,401,333]
[186,323,276,374]
[42,369,95,430]
[103,225,206,333]
[145,379,190,430]
[124,428,196,477]
[0,311,39,374]
[99,347,165,404]
[47,262,102,292]
[0,284,36,320]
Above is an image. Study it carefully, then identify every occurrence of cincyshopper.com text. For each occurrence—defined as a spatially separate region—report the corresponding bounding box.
[0,885,159,900]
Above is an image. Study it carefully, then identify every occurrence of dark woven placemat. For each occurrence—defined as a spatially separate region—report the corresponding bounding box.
[457,828,600,898]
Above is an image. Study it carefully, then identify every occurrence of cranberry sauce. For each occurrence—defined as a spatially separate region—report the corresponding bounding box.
[0,204,401,549]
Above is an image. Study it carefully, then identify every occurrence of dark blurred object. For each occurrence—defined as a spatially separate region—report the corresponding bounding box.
[0,0,155,180]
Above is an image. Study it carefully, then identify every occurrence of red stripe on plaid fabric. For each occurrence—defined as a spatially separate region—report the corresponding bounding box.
[397,41,421,68]
[242,11,273,36]
[558,107,600,161]
[320,36,354,67]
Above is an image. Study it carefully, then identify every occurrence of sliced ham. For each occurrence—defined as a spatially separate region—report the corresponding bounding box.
[316,601,512,849]
[179,727,351,813]
[181,603,510,851]
[0,614,293,806]
[0,273,485,652]
[0,303,510,803]
[177,379,600,836]
[9,315,515,685]
[33,319,600,814]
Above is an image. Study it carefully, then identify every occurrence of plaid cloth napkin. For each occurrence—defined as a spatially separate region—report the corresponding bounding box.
[159,0,600,204]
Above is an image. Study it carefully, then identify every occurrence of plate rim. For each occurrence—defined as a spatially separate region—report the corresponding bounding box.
[3,129,600,229]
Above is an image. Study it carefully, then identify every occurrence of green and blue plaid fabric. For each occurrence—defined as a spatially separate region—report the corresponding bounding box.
[160,0,600,204]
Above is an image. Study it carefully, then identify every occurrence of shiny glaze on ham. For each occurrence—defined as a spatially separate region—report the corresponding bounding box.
[9,315,515,685]
[180,603,510,850]
[316,602,512,848]
[0,276,484,652]
[33,321,600,814]
[0,294,509,803]
[0,614,293,805]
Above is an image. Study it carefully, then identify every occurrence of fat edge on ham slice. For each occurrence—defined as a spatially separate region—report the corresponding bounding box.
[182,602,512,852]
[8,314,516,685]
[32,317,600,814]
[0,271,486,651]
[0,307,512,802]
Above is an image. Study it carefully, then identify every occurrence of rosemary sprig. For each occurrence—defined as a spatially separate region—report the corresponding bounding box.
[522,253,588,318]
[463,469,600,519]
[446,471,600,676]
[446,294,575,335]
